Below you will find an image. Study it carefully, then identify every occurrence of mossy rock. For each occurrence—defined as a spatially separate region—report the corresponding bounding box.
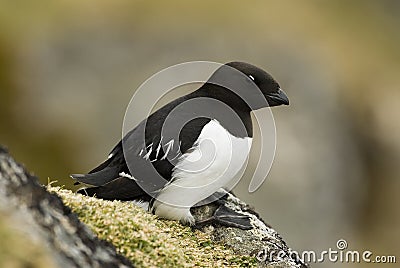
[49,187,256,267]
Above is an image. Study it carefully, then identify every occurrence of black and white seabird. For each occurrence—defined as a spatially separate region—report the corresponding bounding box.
[71,62,289,229]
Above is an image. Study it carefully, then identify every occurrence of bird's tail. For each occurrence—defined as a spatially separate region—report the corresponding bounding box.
[70,154,122,187]
[70,165,121,186]
[76,177,148,201]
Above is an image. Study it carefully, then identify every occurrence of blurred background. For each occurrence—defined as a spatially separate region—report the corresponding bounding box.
[0,1,399,267]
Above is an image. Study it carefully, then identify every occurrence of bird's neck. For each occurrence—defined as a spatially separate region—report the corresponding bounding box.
[190,86,253,138]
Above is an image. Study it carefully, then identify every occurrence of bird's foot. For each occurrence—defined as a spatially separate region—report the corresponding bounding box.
[194,204,253,230]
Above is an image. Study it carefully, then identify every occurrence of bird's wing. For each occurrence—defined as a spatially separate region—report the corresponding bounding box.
[71,94,212,201]
[71,119,167,200]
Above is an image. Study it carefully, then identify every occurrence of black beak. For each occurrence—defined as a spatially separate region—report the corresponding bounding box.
[267,88,289,106]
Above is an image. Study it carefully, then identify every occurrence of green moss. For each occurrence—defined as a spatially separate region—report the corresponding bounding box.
[49,186,256,267]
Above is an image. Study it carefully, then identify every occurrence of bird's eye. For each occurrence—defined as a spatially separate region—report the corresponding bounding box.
[248,75,255,81]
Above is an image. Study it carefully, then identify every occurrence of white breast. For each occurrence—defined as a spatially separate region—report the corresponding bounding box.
[152,119,252,223]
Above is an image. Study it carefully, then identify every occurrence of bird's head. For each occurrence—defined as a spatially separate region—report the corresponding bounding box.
[205,62,289,110]
[226,61,289,107]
